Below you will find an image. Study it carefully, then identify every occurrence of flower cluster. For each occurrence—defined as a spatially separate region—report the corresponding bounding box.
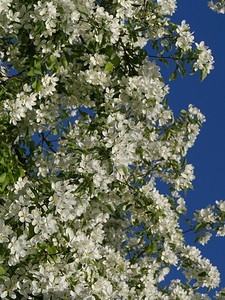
[0,0,223,299]
[192,200,225,245]
[194,41,214,76]
[208,0,225,13]
[175,20,194,52]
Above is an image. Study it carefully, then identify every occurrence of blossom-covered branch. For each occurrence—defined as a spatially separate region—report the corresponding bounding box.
[0,0,223,299]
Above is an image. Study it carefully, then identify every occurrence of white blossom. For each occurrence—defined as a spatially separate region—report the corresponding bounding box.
[0,0,222,298]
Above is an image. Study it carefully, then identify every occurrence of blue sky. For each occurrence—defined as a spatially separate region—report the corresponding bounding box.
[149,0,225,292]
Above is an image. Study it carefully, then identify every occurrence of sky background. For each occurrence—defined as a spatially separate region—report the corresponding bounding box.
[147,0,225,293]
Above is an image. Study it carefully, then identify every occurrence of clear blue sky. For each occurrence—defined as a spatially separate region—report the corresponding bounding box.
[148,0,225,292]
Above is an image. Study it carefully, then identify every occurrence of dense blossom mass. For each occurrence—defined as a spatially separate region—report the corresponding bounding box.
[208,0,225,13]
[0,0,224,299]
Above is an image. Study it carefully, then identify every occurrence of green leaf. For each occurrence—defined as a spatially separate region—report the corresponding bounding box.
[84,44,95,54]
[34,22,45,35]
[89,180,94,195]
[102,45,114,58]
[169,69,177,81]
[150,241,157,254]
[0,173,6,183]
[35,80,42,92]
[111,55,120,67]
[0,89,5,97]
[60,57,68,69]
[75,179,88,194]
[104,62,114,71]
[34,60,42,69]
[0,266,5,276]
[163,59,169,68]
[19,169,25,177]
[163,98,168,107]
[38,242,47,251]
[180,109,187,116]
[50,55,56,63]
[198,271,207,277]
[181,65,186,78]
[56,62,61,73]
[133,173,138,184]
[181,157,187,168]
[47,245,57,255]
[187,182,194,190]
[27,68,34,76]
[53,128,60,135]
[28,223,35,239]
[34,68,42,75]
[195,222,205,230]
[200,68,208,82]
[32,79,37,89]
[105,204,114,213]
[28,140,35,154]
[121,165,128,176]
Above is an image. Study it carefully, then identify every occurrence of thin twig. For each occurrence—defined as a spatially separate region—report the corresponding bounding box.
[41,133,56,153]
[0,61,23,81]
[149,55,178,61]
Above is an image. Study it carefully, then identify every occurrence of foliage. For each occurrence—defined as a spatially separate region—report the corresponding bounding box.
[0,0,224,299]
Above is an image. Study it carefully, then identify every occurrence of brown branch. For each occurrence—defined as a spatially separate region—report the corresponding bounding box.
[183,227,194,234]
[79,35,86,45]
[149,55,178,62]
[12,143,26,165]
[0,60,14,75]
[0,61,23,81]
[41,133,56,153]
[43,52,53,64]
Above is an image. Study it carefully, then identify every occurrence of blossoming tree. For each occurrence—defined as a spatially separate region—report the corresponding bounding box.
[0,0,225,299]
